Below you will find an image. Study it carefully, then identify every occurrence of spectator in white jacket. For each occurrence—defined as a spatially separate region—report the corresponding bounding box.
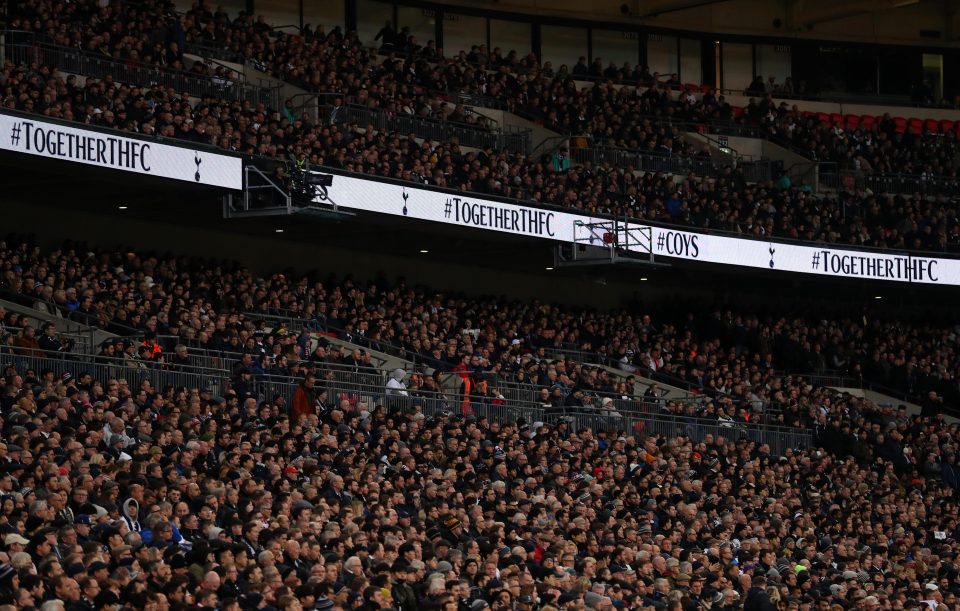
[386,368,408,396]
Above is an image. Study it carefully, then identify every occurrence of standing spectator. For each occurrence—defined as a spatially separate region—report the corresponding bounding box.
[291,374,319,423]
[386,368,408,396]
[37,323,71,354]
[13,325,41,356]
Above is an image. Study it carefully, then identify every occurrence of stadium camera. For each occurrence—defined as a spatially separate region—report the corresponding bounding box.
[306,173,334,188]
[305,172,333,202]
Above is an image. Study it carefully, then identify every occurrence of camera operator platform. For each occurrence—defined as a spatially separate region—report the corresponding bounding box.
[224,157,354,221]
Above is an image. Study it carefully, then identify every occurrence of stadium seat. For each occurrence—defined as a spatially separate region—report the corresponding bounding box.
[909,118,922,134]
[894,117,907,133]
[845,114,860,130]
[925,118,939,134]
[830,113,843,127]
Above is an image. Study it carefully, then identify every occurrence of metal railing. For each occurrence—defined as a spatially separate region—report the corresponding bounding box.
[0,343,813,455]
[249,372,811,454]
[569,145,780,182]
[0,348,232,394]
[182,41,247,65]
[319,103,531,152]
[238,309,807,426]
[5,37,281,109]
[242,309,460,369]
[150,338,390,380]
[819,168,960,197]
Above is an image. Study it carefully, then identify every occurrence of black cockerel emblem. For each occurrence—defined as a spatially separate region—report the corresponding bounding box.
[194,153,202,182]
[768,246,776,269]
[402,189,409,216]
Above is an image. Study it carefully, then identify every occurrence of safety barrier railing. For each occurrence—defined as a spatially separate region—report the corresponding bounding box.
[0,320,95,356]
[0,343,815,449]
[0,349,231,395]
[4,38,281,109]
[230,309,794,423]
[182,41,247,65]
[819,168,960,197]
[441,370,793,427]
[250,374,811,454]
[0,291,106,354]
[320,103,531,152]
[569,143,782,183]
[569,145,710,174]
[91,332,394,388]
[141,327,392,369]
[240,310,452,369]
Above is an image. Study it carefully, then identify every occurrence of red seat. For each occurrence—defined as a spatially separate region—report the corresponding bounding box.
[894,117,907,134]
[817,112,830,125]
[925,118,939,134]
[830,113,843,127]
[845,114,860,130]
[908,118,922,134]
[940,119,955,134]
[860,115,875,131]
[731,106,744,118]
[700,84,711,94]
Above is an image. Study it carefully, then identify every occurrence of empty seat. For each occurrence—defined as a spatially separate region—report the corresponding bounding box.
[908,118,923,134]
[940,119,955,134]
[817,112,830,124]
[845,114,860,130]
[860,115,875,131]
[925,118,939,134]
[830,113,843,127]
[894,117,907,134]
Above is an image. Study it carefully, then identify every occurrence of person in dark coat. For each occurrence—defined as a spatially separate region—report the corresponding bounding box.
[291,375,318,423]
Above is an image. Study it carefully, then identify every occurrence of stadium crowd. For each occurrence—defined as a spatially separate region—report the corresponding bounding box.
[2,5,960,611]
[0,240,957,424]
[0,241,958,611]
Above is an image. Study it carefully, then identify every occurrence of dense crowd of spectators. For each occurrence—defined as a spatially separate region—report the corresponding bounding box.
[13,0,960,167]
[3,5,960,611]
[0,242,959,610]
[0,240,957,425]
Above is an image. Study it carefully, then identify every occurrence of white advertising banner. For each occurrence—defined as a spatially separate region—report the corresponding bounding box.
[642,226,959,285]
[0,114,243,189]
[316,170,960,287]
[315,171,607,243]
